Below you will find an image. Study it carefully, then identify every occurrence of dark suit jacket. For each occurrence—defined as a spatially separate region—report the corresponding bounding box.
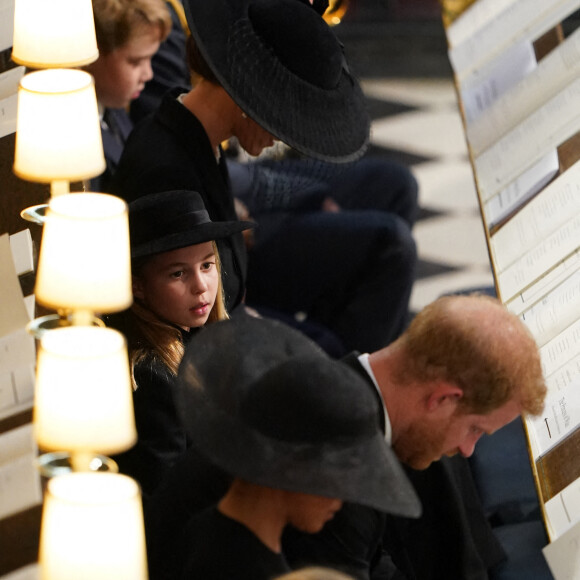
[92,107,134,193]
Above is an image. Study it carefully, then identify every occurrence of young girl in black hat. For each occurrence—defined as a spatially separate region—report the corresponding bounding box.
[109,189,254,496]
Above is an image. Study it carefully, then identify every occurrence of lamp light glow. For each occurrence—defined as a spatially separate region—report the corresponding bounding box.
[39,472,147,580]
[35,192,132,314]
[33,326,136,456]
[14,69,105,188]
[12,0,99,68]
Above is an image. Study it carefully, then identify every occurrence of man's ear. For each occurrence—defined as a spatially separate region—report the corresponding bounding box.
[132,276,145,301]
[425,382,463,413]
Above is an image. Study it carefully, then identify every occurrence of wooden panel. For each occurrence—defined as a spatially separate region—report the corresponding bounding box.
[0,133,48,250]
[537,427,580,502]
[0,43,44,580]
[0,506,42,577]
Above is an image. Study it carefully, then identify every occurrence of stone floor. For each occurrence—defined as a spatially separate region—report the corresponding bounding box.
[336,16,495,313]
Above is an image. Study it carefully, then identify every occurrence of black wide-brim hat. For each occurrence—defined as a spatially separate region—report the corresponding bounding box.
[177,315,421,517]
[129,190,254,259]
[183,0,370,162]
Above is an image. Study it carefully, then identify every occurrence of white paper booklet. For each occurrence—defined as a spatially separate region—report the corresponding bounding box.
[539,317,580,380]
[545,480,580,539]
[483,150,559,230]
[0,424,42,520]
[543,517,580,579]
[459,40,537,126]
[449,0,580,82]
[545,350,580,396]
[519,267,580,348]
[527,377,580,459]
[446,0,513,49]
[467,27,580,156]
[0,66,24,139]
[0,0,15,52]
[496,213,580,303]
[0,302,36,422]
[0,565,40,580]
[0,233,29,338]
[474,76,580,202]
[506,252,580,317]
[490,161,580,273]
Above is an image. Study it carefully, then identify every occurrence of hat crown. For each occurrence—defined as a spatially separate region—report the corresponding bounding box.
[240,356,377,444]
[177,316,421,516]
[248,0,343,89]
[127,190,253,259]
[184,0,370,161]
[129,190,210,246]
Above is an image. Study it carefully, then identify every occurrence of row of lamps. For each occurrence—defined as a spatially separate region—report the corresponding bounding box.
[11,0,147,578]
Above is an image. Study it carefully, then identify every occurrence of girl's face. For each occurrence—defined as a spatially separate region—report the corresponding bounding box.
[133,241,219,331]
[88,28,161,109]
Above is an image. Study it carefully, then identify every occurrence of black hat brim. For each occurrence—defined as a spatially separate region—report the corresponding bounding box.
[177,315,421,518]
[183,0,370,162]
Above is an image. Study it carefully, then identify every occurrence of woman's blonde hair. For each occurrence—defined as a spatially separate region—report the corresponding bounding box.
[128,241,228,388]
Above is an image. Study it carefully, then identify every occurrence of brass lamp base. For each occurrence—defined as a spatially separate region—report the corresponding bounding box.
[27,312,105,339]
[20,204,48,225]
[37,452,119,478]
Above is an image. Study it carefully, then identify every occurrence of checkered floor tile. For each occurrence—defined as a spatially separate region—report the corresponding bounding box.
[362,76,495,313]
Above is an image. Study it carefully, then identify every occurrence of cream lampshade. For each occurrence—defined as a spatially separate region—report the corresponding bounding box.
[39,472,147,580]
[14,69,105,196]
[35,192,132,319]
[33,326,137,461]
[12,0,99,68]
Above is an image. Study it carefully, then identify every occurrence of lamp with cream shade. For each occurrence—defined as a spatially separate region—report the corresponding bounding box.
[14,68,105,222]
[39,472,147,580]
[34,325,137,473]
[12,0,99,68]
[33,191,132,330]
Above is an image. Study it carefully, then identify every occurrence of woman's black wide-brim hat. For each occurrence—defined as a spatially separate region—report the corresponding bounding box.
[177,315,421,517]
[129,190,254,259]
[182,0,370,162]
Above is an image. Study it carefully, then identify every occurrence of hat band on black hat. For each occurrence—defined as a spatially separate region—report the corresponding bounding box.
[131,209,211,246]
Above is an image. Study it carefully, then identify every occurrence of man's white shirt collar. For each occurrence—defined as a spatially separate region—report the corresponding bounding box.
[358,353,392,445]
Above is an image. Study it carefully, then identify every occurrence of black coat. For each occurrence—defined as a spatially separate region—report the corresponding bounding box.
[107,317,198,498]
[112,354,190,497]
[179,508,290,580]
[92,107,134,193]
